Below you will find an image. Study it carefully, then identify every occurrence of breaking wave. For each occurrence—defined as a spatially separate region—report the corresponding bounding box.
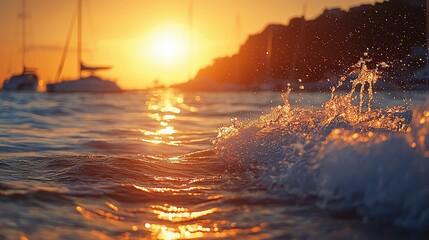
[214,58,429,230]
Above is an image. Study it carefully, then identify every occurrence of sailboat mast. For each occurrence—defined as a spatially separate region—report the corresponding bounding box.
[21,0,26,70]
[77,0,82,78]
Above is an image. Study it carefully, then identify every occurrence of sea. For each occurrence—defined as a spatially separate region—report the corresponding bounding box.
[0,85,428,239]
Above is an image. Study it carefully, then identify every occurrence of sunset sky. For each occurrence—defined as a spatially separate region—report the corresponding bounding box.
[0,0,378,90]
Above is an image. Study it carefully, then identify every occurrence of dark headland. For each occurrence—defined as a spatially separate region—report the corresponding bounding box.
[174,0,427,91]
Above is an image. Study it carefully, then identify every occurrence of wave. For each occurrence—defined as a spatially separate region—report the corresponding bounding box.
[214,60,429,230]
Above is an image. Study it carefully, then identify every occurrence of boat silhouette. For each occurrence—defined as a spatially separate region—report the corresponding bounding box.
[47,0,121,93]
[2,0,39,91]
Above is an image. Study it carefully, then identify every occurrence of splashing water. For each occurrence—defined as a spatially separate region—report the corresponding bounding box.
[214,58,429,230]
[331,53,389,113]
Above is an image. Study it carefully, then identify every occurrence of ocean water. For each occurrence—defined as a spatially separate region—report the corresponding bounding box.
[0,87,428,239]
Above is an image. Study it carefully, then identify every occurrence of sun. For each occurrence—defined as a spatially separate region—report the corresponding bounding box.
[143,25,189,66]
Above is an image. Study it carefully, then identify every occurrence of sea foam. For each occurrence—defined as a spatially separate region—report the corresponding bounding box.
[214,58,429,230]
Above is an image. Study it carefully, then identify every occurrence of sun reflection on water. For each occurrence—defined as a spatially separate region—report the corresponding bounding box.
[73,182,265,239]
[139,88,197,147]
[69,89,268,239]
[133,184,211,194]
[143,221,265,239]
[74,200,263,239]
[151,204,218,222]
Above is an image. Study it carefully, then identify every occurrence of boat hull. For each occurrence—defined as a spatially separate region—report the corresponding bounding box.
[2,73,39,91]
[46,76,121,93]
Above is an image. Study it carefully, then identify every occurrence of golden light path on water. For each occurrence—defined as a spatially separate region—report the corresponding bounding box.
[67,88,266,239]
[137,85,262,237]
[73,188,263,239]
[74,201,264,239]
[140,89,198,146]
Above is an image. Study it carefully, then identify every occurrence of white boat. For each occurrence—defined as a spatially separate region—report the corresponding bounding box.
[47,75,120,92]
[47,0,121,93]
[2,0,39,91]
[3,68,39,91]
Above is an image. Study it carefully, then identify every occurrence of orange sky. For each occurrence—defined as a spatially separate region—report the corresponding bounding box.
[0,0,379,90]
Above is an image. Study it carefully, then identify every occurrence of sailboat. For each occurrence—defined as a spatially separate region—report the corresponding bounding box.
[46,0,121,93]
[2,0,39,91]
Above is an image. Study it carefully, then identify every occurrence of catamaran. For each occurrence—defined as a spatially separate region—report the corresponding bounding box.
[47,0,121,93]
[2,0,39,91]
